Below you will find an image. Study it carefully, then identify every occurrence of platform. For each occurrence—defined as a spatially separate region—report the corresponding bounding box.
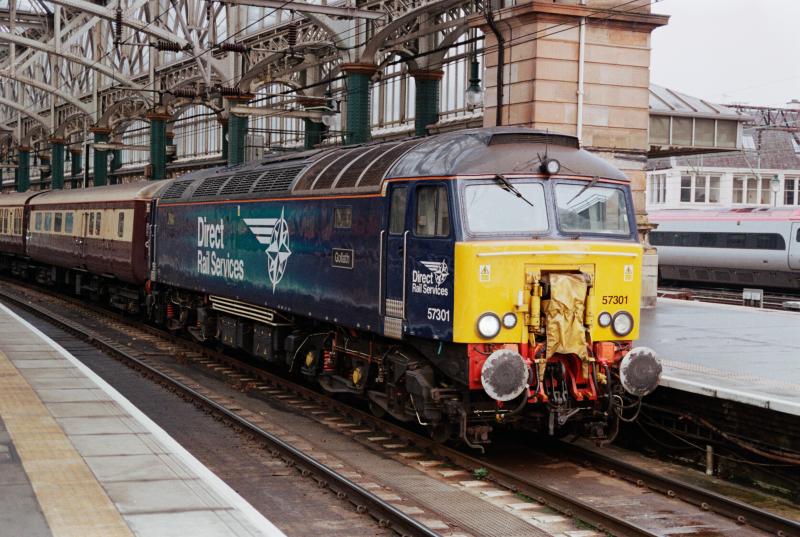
[637,298,800,416]
[0,302,284,537]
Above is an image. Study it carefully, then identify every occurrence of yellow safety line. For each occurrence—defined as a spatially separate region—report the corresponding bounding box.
[0,350,134,537]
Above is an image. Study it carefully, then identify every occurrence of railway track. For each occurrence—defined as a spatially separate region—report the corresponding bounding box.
[2,280,798,537]
[658,286,800,311]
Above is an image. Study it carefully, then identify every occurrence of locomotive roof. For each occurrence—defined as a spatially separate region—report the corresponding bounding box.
[29,180,169,206]
[156,127,628,204]
[0,190,44,206]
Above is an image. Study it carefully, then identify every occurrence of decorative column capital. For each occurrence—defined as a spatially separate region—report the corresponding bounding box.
[340,63,378,76]
[409,69,444,81]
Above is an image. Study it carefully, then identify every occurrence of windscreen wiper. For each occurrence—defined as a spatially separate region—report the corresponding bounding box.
[567,175,599,205]
[494,174,534,207]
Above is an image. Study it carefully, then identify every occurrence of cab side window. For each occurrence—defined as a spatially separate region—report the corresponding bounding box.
[415,185,450,238]
[389,187,408,234]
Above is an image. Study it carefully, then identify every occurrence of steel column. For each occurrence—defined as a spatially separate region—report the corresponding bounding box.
[342,64,376,145]
[226,95,253,166]
[16,146,30,192]
[147,113,169,180]
[70,148,82,188]
[50,138,65,189]
[411,70,444,136]
[90,127,110,187]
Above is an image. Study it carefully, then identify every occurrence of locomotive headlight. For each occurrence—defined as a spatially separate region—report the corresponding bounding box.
[612,311,634,337]
[477,313,501,339]
[502,312,517,329]
[598,311,613,328]
[541,158,561,175]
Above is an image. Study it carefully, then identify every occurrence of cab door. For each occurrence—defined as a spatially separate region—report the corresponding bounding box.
[789,223,800,270]
[404,183,454,341]
[382,182,455,341]
[382,185,410,339]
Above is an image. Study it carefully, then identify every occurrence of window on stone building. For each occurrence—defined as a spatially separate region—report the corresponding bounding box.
[680,175,692,202]
[785,177,799,206]
[647,173,667,205]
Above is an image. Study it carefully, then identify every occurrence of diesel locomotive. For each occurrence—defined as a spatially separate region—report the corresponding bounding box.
[0,127,661,447]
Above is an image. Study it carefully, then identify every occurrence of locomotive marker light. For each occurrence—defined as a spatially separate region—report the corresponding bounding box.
[477,312,501,339]
[481,349,530,402]
[619,347,662,397]
[502,312,517,329]
[611,311,634,337]
[540,158,561,175]
[598,311,613,327]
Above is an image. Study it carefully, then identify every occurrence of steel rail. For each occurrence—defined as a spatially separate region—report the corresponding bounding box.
[2,280,798,536]
[554,442,800,537]
[0,286,440,537]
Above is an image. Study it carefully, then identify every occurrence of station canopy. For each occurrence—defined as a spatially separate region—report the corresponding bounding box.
[648,84,751,158]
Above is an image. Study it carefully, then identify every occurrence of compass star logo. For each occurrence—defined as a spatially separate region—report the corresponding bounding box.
[244,207,292,292]
[420,259,449,286]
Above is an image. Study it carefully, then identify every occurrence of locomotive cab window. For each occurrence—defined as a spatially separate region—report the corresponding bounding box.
[389,187,408,234]
[463,181,547,234]
[415,185,450,237]
[555,183,630,236]
[117,212,125,238]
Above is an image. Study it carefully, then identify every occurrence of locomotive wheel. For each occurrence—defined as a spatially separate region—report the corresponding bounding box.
[369,400,386,418]
[427,422,452,443]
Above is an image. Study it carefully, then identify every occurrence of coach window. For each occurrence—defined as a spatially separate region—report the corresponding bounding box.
[389,187,408,234]
[88,213,94,236]
[95,212,101,236]
[65,213,74,234]
[415,185,450,237]
[54,212,63,233]
[45,212,52,232]
[117,213,125,238]
[35,212,42,231]
[14,209,21,235]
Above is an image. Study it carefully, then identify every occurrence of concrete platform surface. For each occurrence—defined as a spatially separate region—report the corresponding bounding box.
[0,302,285,537]
[637,298,800,416]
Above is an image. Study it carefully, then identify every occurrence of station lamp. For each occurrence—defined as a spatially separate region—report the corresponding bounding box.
[465,55,484,110]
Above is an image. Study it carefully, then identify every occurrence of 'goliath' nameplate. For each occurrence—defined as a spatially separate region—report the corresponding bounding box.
[332,248,354,269]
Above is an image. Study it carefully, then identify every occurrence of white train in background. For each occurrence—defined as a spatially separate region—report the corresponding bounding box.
[649,208,800,291]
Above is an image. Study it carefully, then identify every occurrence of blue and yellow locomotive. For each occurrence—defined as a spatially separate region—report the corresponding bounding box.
[148,127,661,446]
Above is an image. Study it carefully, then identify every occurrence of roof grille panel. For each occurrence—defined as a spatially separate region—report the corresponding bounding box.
[253,164,306,193]
[335,145,386,189]
[488,132,579,148]
[194,175,230,197]
[312,148,365,190]
[221,170,263,196]
[359,140,423,187]
[160,179,195,199]
[293,150,341,191]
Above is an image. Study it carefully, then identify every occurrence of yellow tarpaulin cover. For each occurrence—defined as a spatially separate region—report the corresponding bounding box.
[544,273,588,360]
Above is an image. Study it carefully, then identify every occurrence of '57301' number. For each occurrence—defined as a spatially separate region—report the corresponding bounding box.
[601,295,628,305]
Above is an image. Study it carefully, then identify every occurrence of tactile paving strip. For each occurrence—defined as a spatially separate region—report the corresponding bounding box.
[0,348,134,537]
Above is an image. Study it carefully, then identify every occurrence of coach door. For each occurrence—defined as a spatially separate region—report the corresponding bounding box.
[790,223,800,270]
